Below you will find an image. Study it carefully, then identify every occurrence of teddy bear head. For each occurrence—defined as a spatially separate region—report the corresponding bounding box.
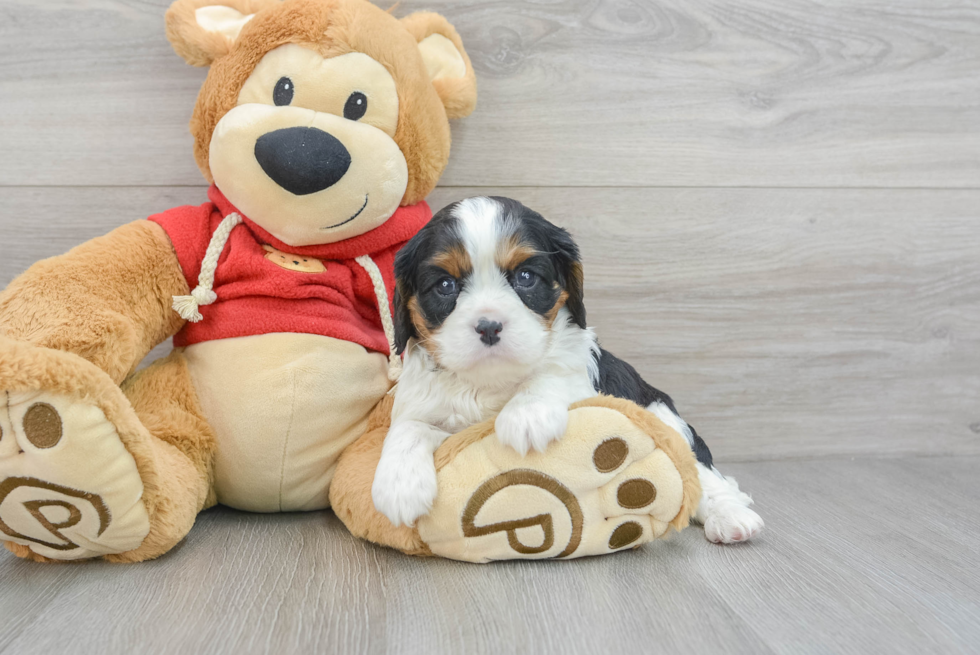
[166,0,476,247]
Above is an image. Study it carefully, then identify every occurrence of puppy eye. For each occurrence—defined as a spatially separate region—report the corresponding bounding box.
[435,276,458,296]
[514,269,537,288]
[273,77,294,106]
[344,92,368,120]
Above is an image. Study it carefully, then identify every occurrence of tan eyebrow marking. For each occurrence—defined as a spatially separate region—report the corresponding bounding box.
[495,233,537,272]
[428,245,472,279]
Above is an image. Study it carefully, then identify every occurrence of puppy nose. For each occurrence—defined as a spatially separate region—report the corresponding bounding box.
[475,319,503,346]
[254,126,351,196]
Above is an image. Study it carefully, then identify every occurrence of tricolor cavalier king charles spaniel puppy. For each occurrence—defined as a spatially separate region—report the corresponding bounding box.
[372,196,764,544]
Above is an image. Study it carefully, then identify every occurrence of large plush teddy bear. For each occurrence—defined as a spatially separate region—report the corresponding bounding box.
[0,0,700,564]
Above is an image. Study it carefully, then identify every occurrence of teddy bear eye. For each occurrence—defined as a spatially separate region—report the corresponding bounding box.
[273,77,294,106]
[344,92,368,120]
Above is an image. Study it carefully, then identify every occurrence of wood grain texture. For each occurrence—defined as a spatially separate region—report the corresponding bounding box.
[1,185,977,461]
[1,456,978,655]
[0,0,978,188]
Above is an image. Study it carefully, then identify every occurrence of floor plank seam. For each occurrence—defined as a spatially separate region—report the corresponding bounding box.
[2,184,980,192]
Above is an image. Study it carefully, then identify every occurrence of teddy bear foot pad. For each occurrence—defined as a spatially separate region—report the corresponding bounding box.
[0,390,150,560]
[417,404,693,562]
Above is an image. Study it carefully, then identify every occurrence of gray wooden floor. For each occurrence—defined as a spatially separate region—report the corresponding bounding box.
[1,0,979,653]
[2,458,978,655]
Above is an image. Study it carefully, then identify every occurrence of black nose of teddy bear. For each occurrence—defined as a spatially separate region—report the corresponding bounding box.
[254,126,352,196]
[475,319,503,346]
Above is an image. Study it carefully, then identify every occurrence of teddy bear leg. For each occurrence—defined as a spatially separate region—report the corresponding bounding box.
[0,337,212,563]
[107,349,217,563]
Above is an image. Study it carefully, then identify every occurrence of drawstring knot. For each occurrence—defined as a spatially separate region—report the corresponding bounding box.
[171,212,243,323]
[172,286,218,322]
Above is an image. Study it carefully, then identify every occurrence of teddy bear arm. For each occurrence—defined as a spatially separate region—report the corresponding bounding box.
[0,220,189,384]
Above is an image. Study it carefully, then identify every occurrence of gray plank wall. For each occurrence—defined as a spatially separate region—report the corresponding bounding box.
[1,0,977,460]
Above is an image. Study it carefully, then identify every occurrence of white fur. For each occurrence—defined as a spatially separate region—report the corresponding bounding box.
[371,419,447,527]
[695,464,765,543]
[647,400,764,543]
[647,400,696,449]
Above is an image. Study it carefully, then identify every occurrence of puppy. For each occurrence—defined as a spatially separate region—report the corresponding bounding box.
[371,196,764,544]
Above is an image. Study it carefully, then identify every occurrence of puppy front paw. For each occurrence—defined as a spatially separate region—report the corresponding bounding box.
[494,398,569,456]
[371,449,438,528]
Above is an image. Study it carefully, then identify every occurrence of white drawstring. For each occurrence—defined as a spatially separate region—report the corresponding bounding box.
[354,254,402,382]
[172,212,243,322]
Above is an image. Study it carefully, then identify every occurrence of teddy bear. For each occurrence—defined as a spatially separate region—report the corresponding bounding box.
[0,0,701,564]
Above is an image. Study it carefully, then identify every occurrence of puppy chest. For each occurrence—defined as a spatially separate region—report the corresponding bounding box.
[183,333,391,512]
[439,389,510,433]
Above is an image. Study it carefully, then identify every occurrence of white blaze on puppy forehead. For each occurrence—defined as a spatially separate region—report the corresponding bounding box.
[452,196,514,274]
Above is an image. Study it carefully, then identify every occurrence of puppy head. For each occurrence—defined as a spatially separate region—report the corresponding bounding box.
[394,197,586,376]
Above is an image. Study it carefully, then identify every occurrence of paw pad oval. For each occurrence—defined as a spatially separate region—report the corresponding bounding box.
[609,521,643,549]
[23,403,63,449]
[593,438,628,472]
[617,479,656,509]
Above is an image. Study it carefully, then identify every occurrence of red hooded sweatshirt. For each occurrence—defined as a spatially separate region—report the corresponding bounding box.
[149,186,431,353]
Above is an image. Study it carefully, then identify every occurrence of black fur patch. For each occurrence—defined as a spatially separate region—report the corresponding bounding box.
[393,204,466,353]
[488,197,587,328]
[507,253,563,318]
[595,348,714,468]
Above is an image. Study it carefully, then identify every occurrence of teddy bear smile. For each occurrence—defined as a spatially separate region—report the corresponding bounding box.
[321,194,369,230]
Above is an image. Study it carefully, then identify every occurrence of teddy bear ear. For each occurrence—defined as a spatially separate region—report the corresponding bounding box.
[165,0,276,67]
[400,12,477,119]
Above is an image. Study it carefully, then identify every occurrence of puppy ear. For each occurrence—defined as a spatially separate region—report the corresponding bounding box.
[563,259,587,329]
[165,0,275,67]
[400,12,478,119]
[393,284,417,355]
[552,227,588,329]
[394,234,425,354]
